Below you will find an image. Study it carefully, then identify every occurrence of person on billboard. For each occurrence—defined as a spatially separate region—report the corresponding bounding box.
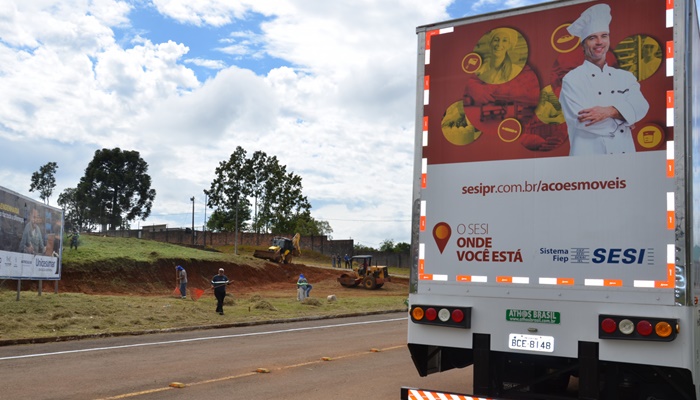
[559,3,649,156]
[462,27,539,116]
[19,207,46,255]
[477,27,523,85]
[638,36,662,81]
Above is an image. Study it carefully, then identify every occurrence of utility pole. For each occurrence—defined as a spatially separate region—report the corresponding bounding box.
[190,196,195,245]
[203,192,207,248]
[234,196,239,255]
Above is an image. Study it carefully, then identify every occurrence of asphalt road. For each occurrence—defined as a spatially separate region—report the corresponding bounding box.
[1,312,473,399]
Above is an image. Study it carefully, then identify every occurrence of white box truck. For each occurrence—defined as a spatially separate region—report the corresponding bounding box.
[405,0,700,398]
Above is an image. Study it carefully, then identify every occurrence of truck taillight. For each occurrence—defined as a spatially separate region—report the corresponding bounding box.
[410,305,471,329]
[599,314,678,342]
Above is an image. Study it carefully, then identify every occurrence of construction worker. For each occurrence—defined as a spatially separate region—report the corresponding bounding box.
[297,274,312,300]
[211,268,231,315]
[176,265,187,299]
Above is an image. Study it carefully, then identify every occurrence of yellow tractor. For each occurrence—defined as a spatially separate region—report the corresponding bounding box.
[253,233,301,264]
[337,255,390,290]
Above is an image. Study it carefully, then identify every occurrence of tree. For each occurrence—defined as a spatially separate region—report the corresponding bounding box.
[206,208,250,232]
[291,214,333,238]
[394,242,410,253]
[246,150,269,234]
[57,187,93,232]
[206,147,314,236]
[76,148,156,231]
[379,239,395,252]
[379,239,411,253]
[29,162,58,204]
[205,146,252,234]
[256,156,311,234]
[354,243,376,253]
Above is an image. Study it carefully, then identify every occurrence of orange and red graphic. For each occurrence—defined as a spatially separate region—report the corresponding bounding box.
[551,23,579,53]
[461,53,482,74]
[423,0,671,165]
[498,118,522,142]
[636,123,665,149]
[433,222,452,253]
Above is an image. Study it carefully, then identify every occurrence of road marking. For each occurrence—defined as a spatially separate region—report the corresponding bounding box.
[94,371,259,399]
[0,317,407,361]
[94,345,406,399]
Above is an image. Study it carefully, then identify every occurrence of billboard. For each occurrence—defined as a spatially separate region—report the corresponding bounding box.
[423,0,670,163]
[0,186,63,280]
[417,0,676,303]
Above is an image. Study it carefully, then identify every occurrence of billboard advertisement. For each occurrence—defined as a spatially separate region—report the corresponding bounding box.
[418,0,675,302]
[0,186,63,280]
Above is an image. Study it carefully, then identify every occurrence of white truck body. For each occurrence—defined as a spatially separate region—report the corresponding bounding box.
[406,0,700,398]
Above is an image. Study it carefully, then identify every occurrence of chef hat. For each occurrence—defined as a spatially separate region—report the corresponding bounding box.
[567,3,611,39]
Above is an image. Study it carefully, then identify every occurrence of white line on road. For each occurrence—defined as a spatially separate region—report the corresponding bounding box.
[0,316,407,361]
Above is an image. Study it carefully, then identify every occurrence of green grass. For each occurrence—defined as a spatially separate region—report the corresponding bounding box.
[62,234,335,267]
[0,235,409,342]
[63,235,235,266]
[0,290,406,342]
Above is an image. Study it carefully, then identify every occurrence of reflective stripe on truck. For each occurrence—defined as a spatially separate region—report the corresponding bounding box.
[401,387,494,400]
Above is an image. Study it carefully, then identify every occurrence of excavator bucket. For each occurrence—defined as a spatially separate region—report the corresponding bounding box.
[253,248,281,263]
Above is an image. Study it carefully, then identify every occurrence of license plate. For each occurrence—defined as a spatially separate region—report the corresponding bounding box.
[508,333,554,353]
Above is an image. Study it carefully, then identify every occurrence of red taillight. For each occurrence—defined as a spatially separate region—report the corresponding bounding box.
[409,305,471,329]
[601,318,617,334]
[452,309,464,323]
[599,314,677,342]
[637,320,653,336]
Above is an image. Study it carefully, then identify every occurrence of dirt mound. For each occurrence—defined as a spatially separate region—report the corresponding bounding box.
[10,259,406,297]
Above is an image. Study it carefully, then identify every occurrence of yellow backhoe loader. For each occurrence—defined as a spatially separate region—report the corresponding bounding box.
[337,255,390,290]
[253,233,301,264]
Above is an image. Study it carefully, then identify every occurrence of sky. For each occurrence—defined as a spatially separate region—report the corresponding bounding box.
[1,0,551,249]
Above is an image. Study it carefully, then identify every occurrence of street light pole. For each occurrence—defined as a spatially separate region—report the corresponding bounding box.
[190,196,195,245]
[234,196,239,255]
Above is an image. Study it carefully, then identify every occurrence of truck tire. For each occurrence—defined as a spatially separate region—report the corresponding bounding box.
[363,276,377,290]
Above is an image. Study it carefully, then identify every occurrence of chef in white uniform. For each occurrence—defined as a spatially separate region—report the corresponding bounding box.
[560,4,649,156]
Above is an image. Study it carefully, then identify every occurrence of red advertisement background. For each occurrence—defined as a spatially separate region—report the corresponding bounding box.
[423,0,672,164]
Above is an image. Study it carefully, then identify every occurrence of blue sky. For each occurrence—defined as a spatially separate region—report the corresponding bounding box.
[0,0,545,248]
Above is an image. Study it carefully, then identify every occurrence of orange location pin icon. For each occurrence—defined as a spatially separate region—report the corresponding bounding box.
[433,222,451,254]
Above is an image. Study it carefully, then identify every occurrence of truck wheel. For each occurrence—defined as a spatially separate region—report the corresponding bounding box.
[363,276,377,290]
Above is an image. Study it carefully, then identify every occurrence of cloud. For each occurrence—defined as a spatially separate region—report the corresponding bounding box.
[0,0,464,246]
[151,0,261,27]
[184,57,227,69]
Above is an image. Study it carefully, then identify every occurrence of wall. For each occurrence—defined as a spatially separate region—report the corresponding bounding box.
[99,228,410,268]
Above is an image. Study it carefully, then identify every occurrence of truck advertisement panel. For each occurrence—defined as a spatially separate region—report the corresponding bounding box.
[418,0,675,303]
[0,186,63,280]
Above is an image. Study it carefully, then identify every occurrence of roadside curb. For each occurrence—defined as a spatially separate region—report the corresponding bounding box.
[0,309,408,347]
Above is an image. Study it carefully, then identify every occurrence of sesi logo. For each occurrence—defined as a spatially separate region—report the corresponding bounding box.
[591,248,650,264]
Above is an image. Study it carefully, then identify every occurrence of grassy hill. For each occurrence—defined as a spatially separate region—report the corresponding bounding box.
[0,235,408,343]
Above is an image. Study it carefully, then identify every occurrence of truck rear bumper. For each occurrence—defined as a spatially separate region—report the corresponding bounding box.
[401,387,496,400]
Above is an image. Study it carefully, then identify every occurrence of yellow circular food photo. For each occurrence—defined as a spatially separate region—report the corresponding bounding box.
[441,101,482,145]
